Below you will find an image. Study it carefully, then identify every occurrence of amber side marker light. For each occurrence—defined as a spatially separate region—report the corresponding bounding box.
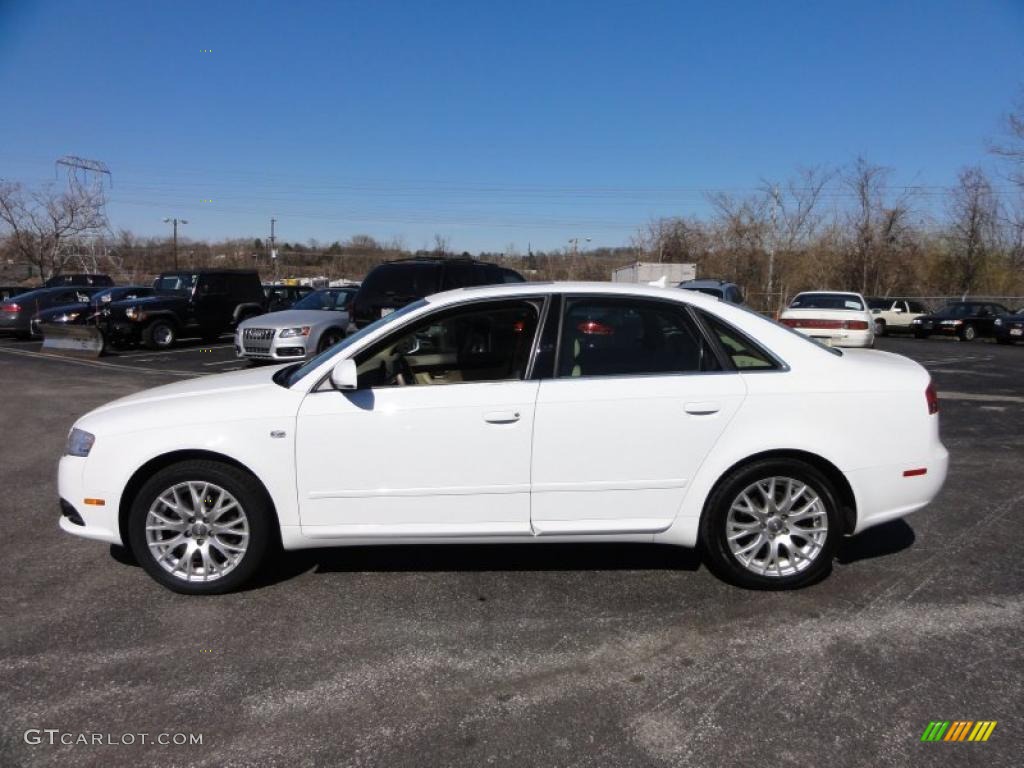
[83,498,106,506]
[903,468,927,477]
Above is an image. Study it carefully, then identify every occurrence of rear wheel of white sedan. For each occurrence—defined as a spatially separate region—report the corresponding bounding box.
[128,460,272,594]
[701,459,842,589]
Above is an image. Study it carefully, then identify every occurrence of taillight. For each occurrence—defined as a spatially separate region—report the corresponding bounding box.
[577,320,614,336]
[780,318,869,330]
[844,320,869,330]
[1,303,19,313]
[925,381,939,415]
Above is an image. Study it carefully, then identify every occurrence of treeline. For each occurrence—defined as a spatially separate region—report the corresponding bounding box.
[631,159,1024,310]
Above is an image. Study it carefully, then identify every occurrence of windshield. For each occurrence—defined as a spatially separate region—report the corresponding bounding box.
[154,274,197,293]
[276,299,428,387]
[292,289,353,311]
[790,293,864,311]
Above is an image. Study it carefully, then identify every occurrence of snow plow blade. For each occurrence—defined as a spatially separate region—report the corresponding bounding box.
[40,324,106,357]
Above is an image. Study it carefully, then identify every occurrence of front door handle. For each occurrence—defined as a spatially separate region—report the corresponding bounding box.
[483,410,521,424]
[684,401,721,415]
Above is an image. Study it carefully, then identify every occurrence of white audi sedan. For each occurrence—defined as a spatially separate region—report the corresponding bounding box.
[779,291,875,348]
[59,282,948,594]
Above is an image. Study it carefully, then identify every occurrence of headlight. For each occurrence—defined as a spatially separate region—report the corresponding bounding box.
[124,306,146,321]
[995,318,1003,326]
[59,312,80,322]
[912,318,921,324]
[65,428,95,457]
[279,326,311,338]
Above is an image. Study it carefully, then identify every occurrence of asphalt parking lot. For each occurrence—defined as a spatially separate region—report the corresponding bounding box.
[0,334,1021,767]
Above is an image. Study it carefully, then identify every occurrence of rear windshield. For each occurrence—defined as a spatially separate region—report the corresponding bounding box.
[790,293,864,311]
[359,263,440,303]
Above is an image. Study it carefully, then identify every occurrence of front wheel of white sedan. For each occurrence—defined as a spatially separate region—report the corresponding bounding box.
[128,460,273,594]
[700,459,842,589]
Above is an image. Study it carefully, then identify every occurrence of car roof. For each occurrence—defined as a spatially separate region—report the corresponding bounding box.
[422,280,725,310]
[680,278,736,288]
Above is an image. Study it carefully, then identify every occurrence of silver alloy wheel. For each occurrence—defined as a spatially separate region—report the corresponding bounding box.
[153,324,174,346]
[725,476,829,577]
[145,481,250,582]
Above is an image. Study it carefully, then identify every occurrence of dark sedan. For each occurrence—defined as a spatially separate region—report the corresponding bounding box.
[994,310,1024,345]
[32,285,155,337]
[1,286,30,302]
[910,301,1010,341]
[0,286,105,339]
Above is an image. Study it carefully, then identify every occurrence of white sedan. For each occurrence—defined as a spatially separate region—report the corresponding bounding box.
[58,282,947,593]
[779,291,875,348]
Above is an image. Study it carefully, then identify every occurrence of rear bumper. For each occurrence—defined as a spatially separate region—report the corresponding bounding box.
[791,327,874,348]
[846,442,950,534]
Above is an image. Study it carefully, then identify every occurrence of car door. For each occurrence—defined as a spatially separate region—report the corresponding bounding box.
[295,296,546,538]
[192,274,232,331]
[530,296,747,535]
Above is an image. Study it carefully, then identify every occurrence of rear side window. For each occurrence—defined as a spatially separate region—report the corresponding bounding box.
[442,262,491,290]
[699,312,780,370]
[557,298,719,378]
[361,263,441,302]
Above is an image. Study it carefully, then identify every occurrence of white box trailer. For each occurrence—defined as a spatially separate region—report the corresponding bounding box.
[612,261,696,285]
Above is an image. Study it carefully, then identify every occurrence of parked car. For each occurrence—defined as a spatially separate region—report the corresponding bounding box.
[351,257,524,328]
[867,297,930,336]
[59,281,947,594]
[779,291,874,348]
[32,285,156,337]
[236,287,358,362]
[0,286,29,302]
[102,270,266,349]
[263,283,314,312]
[43,273,114,288]
[993,309,1024,345]
[0,286,105,339]
[678,278,745,304]
[910,301,1010,341]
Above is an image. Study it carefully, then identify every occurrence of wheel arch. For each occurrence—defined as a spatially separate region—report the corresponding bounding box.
[118,449,281,547]
[699,449,858,535]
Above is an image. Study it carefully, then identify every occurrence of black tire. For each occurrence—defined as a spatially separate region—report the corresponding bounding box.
[317,327,345,353]
[128,460,273,595]
[958,324,976,342]
[874,319,886,337]
[142,319,177,350]
[699,458,842,590]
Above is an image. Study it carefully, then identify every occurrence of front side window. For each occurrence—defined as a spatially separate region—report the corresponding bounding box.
[356,299,542,388]
[557,298,719,378]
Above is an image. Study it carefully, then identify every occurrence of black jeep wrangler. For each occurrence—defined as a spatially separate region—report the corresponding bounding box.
[103,270,266,349]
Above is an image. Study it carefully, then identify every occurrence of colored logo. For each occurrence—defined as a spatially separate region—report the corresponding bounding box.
[921,721,997,742]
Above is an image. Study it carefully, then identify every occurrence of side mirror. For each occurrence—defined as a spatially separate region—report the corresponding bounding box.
[329,358,358,390]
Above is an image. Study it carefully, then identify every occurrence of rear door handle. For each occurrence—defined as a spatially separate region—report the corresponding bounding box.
[684,401,721,415]
[483,410,521,424]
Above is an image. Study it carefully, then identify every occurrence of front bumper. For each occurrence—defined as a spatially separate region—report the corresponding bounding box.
[57,455,122,545]
[235,330,310,361]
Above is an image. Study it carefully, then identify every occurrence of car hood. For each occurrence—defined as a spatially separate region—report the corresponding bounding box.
[238,309,347,328]
[107,293,187,308]
[87,365,285,416]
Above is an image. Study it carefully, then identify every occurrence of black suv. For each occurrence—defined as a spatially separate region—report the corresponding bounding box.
[264,283,314,312]
[44,273,114,288]
[104,270,266,349]
[352,258,524,328]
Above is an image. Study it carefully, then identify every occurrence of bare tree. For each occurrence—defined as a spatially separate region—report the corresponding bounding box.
[990,95,1024,190]
[946,167,1000,295]
[0,181,107,280]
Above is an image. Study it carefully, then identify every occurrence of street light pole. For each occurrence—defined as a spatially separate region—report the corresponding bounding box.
[163,217,188,270]
[568,237,591,280]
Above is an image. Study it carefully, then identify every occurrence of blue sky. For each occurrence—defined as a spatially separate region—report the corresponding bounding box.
[0,0,1022,252]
